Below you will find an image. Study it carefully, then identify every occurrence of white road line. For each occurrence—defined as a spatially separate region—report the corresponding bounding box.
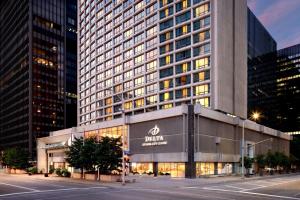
[0,186,107,197]
[203,187,300,200]
[241,182,265,187]
[0,182,38,191]
[224,185,246,190]
[242,179,300,192]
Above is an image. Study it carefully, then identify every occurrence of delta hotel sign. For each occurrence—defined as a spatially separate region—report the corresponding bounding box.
[142,125,168,146]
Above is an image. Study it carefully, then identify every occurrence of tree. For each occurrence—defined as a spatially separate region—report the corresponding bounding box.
[265,150,276,169]
[95,137,122,175]
[65,137,97,178]
[2,148,29,169]
[240,156,254,176]
[255,154,265,175]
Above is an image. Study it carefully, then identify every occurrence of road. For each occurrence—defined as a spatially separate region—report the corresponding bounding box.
[0,173,300,200]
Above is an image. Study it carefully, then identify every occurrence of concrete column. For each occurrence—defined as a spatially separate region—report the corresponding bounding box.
[153,162,158,177]
[214,162,218,175]
[185,105,196,178]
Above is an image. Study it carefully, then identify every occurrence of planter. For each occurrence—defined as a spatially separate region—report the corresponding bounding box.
[100,174,121,182]
[10,169,16,174]
[85,173,97,181]
[4,168,11,174]
[71,172,82,179]
[15,169,27,174]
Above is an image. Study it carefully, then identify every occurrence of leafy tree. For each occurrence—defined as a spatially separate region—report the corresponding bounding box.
[95,137,122,175]
[255,154,265,175]
[65,137,97,178]
[265,150,276,168]
[240,156,254,176]
[2,148,29,169]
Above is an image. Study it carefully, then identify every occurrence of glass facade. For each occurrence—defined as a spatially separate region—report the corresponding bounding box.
[0,0,77,157]
[78,0,212,125]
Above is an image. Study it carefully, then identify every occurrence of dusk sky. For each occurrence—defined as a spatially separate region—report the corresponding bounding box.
[248,0,300,49]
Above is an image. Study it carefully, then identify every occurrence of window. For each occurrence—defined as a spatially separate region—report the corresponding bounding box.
[175,75,191,86]
[176,49,191,62]
[175,37,191,49]
[160,6,173,19]
[160,43,173,54]
[135,44,144,54]
[160,79,173,89]
[134,77,144,86]
[124,80,133,90]
[147,83,157,93]
[193,43,210,56]
[193,16,210,31]
[194,3,210,17]
[194,57,210,69]
[146,49,157,60]
[146,26,157,37]
[193,30,210,43]
[135,11,145,22]
[146,60,157,71]
[124,28,133,39]
[134,66,143,75]
[146,72,157,82]
[176,62,191,74]
[160,67,173,78]
[160,0,173,7]
[146,95,157,105]
[176,0,190,12]
[134,33,144,43]
[194,84,209,95]
[193,70,210,82]
[146,2,158,15]
[175,88,191,99]
[160,91,173,101]
[134,87,145,97]
[135,98,144,107]
[124,101,133,110]
[194,97,210,107]
[175,11,190,24]
[160,30,173,42]
[159,55,173,66]
[135,55,144,64]
[160,19,173,31]
[176,24,191,37]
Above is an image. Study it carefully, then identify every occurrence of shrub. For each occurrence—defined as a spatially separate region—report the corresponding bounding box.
[55,168,62,176]
[49,166,55,174]
[61,168,71,177]
[27,167,38,174]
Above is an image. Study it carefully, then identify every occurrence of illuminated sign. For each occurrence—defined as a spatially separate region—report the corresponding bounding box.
[142,125,167,146]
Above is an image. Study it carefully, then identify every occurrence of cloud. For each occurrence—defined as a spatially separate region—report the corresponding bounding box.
[258,0,300,27]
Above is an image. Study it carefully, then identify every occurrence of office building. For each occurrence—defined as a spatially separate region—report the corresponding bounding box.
[0,0,77,158]
[248,44,300,133]
[78,0,248,126]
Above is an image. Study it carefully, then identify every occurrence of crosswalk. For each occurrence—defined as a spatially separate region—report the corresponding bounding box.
[201,176,300,192]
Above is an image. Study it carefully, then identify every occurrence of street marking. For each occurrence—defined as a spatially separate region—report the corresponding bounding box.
[224,185,246,190]
[0,186,107,197]
[0,182,39,191]
[203,187,300,200]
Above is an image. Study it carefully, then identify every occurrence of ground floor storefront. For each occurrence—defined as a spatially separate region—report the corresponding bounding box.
[37,105,291,178]
[131,162,233,177]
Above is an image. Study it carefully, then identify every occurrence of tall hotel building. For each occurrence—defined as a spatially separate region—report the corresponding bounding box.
[78,0,248,125]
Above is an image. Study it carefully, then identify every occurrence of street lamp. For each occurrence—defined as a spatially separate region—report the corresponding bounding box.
[105,89,126,185]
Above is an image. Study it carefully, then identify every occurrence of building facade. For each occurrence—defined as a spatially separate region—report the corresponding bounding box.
[248,44,300,133]
[37,104,290,178]
[0,0,77,158]
[78,0,248,126]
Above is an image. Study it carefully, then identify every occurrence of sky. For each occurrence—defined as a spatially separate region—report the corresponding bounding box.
[247,0,300,49]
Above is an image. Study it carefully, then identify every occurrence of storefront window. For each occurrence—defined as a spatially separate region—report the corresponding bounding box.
[196,162,214,176]
[158,163,185,177]
[131,163,153,174]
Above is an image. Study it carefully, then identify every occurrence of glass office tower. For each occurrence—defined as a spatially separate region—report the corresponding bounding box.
[248,44,300,133]
[78,0,247,126]
[0,0,77,158]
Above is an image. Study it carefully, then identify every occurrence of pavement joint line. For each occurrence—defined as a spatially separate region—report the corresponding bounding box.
[0,186,108,197]
[202,187,300,200]
[0,182,39,191]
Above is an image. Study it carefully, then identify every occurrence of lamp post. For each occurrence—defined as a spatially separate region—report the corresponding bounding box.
[241,112,261,179]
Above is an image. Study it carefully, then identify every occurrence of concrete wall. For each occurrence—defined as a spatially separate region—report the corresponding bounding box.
[211,0,247,118]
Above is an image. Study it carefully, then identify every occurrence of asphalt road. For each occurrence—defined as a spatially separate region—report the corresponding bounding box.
[0,173,300,200]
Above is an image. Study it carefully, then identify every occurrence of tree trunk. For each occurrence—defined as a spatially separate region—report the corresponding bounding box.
[81,167,84,179]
